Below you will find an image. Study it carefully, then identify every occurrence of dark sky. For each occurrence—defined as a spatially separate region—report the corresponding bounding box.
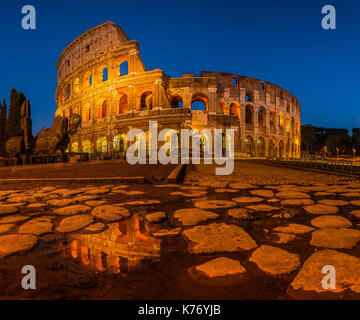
[0,0,359,135]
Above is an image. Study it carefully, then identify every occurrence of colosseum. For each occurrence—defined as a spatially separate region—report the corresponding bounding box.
[55,21,301,159]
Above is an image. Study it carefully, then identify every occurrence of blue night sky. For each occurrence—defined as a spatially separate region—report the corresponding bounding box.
[0,0,359,135]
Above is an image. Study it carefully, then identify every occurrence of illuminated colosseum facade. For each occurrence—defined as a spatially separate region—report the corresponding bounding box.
[55,21,301,159]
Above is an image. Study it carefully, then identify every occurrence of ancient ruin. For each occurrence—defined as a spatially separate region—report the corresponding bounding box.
[55,21,301,159]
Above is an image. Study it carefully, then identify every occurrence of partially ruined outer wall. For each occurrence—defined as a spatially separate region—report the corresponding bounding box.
[55,21,301,158]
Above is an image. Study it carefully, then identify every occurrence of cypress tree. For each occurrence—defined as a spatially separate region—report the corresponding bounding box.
[0,98,7,155]
[5,89,25,140]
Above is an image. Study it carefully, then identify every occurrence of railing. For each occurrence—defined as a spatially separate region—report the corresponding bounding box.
[253,157,360,175]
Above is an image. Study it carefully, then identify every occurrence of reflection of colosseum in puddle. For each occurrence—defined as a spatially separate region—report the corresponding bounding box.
[67,215,161,273]
[56,21,301,159]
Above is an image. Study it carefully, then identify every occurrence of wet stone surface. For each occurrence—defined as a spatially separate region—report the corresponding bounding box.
[0,161,359,299]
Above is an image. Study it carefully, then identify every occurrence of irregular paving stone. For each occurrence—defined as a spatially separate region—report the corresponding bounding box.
[273,232,297,244]
[174,208,218,226]
[272,208,296,219]
[341,193,360,198]
[290,250,360,295]
[6,196,34,204]
[350,200,360,206]
[54,205,91,216]
[85,200,107,207]
[27,203,46,208]
[311,215,352,228]
[0,224,14,233]
[84,222,107,233]
[249,245,300,275]
[0,234,37,257]
[194,200,236,210]
[145,211,167,223]
[314,192,335,196]
[304,204,338,215]
[250,189,274,198]
[112,190,145,196]
[229,183,256,190]
[310,228,360,249]
[189,257,246,285]
[56,215,95,233]
[112,185,130,190]
[281,199,314,206]
[183,223,257,254]
[47,198,77,207]
[276,191,310,199]
[72,195,99,202]
[273,223,314,234]
[152,228,181,237]
[318,199,349,206]
[91,205,131,222]
[227,208,253,220]
[85,188,110,195]
[351,210,360,218]
[214,189,239,193]
[153,184,179,188]
[232,197,263,204]
[126,200,160,206]
[179,191,208,198]
[0,215,29,224]
[19,219,53,236]
[246,204,279,212]
[267,198,280,203]
[0,205,18,215]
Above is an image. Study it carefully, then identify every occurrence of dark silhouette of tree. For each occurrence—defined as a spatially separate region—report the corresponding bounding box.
[0,98,7,156]
[301,125,316,152]
[5,89,25,140]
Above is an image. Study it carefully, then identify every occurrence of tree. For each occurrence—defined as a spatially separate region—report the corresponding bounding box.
[301,125,316,152]
[5,89,25,140]
[0,98,7,155]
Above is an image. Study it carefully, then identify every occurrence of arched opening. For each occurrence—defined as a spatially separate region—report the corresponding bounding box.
[230,103,238,116]
[286,115,290,132]
[71,142,79,153]
[270,109,276,127]
[291,142,294,158]
[245,105,253,125]
[73,78,80,95]
[171,96,183,108]
[258,106,266,127]
[119,61,128,76]
[70,240,78,259]
[269,140,277,158]
[97,100,107,118]
[286,141,290,158]
[279,140,285,158]
[82,139,91,154]
[81,246,90,266]
[257,137,265,156]
[82,103,91,122]
[119,95,128,114]
[84,71,92,89]
[102,67,108,81]
[191,94,208,111]
[279,112,284,128]
[244,136,255,156]
[113,134,127,155]
[140,91,153,111]
[96,136,107,154]
[65,83,71,100]
[96,252,107,272]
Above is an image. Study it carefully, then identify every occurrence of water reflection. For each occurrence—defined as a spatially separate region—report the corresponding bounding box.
[65,215,162,274]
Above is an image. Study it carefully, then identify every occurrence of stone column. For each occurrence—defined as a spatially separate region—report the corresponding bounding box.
[208,87,218,114]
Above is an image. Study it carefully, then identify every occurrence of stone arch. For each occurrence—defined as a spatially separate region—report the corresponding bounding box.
[230,102,239,116]
[73,78,80,95]
[286,140,290,158]
[269,139,277,158]
[270,108,276,127]
[81,246,90,266]
[256,137,265,157]
[140,91,153,111]
[191,93,208,111]
[245,105,253,125]
[82,139,91,154]
[244,135,255,156]
[82,103,91,122]
[286,115,290,132]
[71,141,79,153]
[279,140,285,159]
[113,133,127,155]
[258,106,266,127]
[170,95,183,108]
[291,142,295,158]
[96,136,108,154]
[279,111,285,128]
[65,83,71,101]
[83,71,92,89]
[70,240,78,259]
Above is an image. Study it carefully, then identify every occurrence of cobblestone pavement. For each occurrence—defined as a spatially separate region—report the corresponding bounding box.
[0,161,359,299]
